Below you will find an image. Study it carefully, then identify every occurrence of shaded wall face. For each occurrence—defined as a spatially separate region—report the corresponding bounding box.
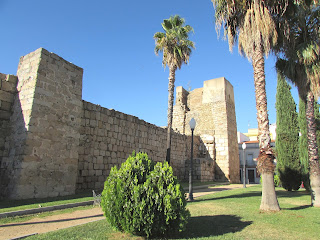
[0,74,18,199]
[77,101,188,191]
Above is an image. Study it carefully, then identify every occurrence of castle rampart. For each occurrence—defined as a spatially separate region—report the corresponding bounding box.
[172,78,240,182]
[1,48,83,199]
[0,48,238,199]
[77,100,189,190]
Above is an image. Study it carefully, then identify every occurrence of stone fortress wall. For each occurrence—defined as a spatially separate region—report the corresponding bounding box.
[77,101,189,191]
[172,78,240,182]
[0,48,239,200]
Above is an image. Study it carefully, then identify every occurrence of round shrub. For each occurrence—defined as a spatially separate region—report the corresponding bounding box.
[274,174,280,187]
[101,152,190,238]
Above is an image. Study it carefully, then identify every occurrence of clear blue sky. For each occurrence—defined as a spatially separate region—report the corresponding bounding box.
[0,0,299,133]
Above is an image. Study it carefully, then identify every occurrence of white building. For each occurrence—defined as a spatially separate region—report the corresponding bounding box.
[237,124,276,184]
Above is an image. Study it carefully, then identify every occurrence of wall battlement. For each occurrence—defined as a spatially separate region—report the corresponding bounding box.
[0,48,239,200]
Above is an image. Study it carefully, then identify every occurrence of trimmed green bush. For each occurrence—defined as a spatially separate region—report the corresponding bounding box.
[101,152,190,238]
[275,72,301,191]
[274,174,280,187]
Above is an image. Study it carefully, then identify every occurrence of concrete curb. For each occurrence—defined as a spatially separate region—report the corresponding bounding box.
[0,200,94,219]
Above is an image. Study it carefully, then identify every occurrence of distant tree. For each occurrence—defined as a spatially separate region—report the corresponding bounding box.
[299,98,320,192]
[299,97,310,191]
[275,1,320,207]
[276,73,301,191]
[154,15,195,164]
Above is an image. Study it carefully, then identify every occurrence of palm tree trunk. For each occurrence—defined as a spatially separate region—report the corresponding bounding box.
[306,91,320,207]
[166,66,176,164]
[252,44,280,211]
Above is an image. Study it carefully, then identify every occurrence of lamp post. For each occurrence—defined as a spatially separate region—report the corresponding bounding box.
[189,118,196,201]
[242,142,246,188]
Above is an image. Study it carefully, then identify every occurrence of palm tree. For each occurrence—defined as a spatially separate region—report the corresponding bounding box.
[276,1,320,207]
[211,0,291,211]
[154,15,195,164]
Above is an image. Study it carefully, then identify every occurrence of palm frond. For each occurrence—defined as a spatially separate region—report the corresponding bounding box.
[154,15,195,69]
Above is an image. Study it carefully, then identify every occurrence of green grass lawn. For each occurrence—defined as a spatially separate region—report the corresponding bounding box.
[24,185,320,240]
[0,191,93,214]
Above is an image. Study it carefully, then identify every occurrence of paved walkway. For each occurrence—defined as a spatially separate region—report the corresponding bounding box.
[189,183,244,199]
[0,184,246,240]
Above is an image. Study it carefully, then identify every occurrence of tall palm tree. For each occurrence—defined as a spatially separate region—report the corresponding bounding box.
[154,15,195,164]
[211,0,291,211]
[276,1,320,207]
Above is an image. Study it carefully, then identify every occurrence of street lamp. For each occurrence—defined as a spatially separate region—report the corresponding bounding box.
[189,118,196,201]
[242,142,246,188]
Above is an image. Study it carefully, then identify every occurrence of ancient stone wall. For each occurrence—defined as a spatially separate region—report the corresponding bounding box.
[1,48,83,199]
[0,74,17,157]
[0,74,18,195]
[77,101,189,191]
[172,78,240,183]
[0,48,236,200]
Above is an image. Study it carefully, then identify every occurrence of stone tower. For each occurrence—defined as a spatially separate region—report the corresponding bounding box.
[0,48,83,199]
[172,77,240,182]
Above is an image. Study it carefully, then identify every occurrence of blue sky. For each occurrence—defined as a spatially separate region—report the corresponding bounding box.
[0,0,299,133]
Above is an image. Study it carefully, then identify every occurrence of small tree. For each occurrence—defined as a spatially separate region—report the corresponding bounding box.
[299,97,310,191]
[276,73,301,191]
[299,99,320,192]
[101,152,190,238]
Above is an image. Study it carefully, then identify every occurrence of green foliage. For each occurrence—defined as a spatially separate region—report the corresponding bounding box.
[314,101,320,147]
[275,73,301,191]
[274,174,280,187]
[298,97,311,191]
[298,98,320,192]
[154,15,195,70]
[101,152,190,238]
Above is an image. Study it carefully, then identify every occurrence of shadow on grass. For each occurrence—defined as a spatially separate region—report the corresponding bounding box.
[193,191,262,203]
[275,190,310,198]
[193,188,310,203]
[171,215,252,239]
[282,205,311,211]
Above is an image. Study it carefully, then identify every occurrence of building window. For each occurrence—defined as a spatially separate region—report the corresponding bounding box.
[247,154,253,164]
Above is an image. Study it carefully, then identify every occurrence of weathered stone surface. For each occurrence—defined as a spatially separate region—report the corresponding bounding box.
[172,78,240,183]
[0,48,82,199]
[0,49,239,200]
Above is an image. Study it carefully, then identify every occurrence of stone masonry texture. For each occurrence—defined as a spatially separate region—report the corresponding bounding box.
[0,48,239,200]
[0,48,83,199]
[172,78,240,183]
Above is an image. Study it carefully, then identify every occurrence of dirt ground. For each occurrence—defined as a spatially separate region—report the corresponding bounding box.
[0,184,245,240]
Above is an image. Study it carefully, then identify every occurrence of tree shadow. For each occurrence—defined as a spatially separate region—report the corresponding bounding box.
[193,191,262,203]
[275,190,310,198]
[282,205,311,211]
[171,215,252,239]
[193,187,311,203]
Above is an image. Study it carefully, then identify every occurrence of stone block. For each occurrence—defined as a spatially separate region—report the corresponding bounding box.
[0,90,14,102]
